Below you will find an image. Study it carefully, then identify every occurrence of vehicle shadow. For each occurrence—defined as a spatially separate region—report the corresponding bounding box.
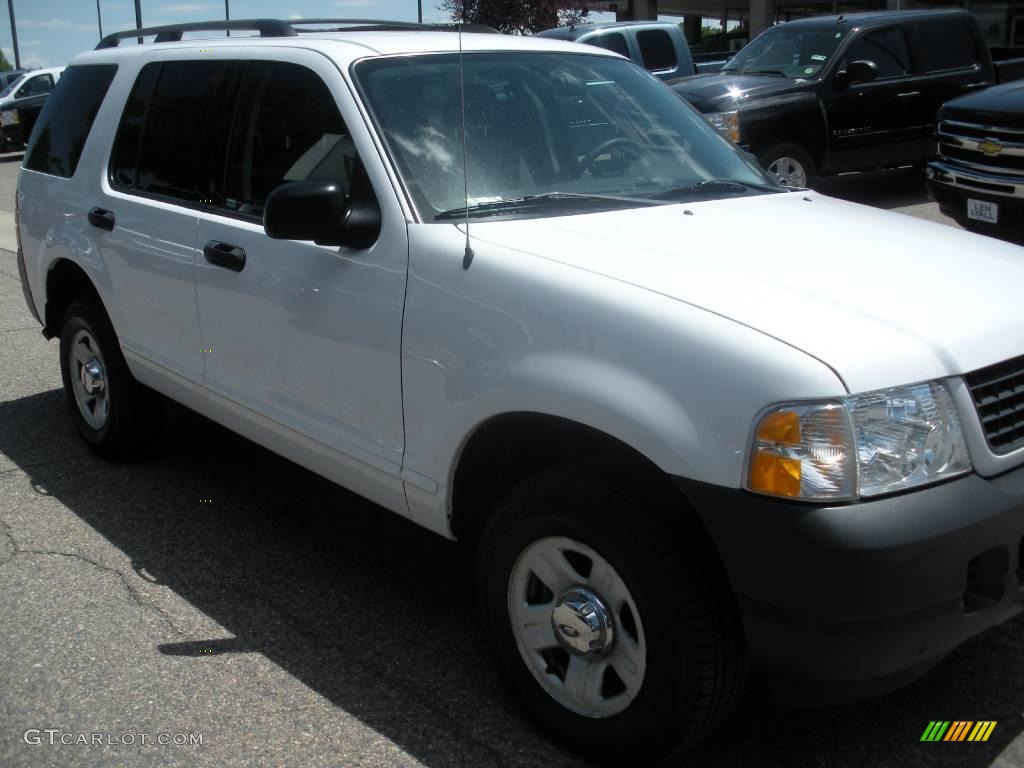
[814,167,932,210]
[1,388,1022,767]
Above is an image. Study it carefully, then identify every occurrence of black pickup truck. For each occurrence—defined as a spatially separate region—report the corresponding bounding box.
[0,91,49,151]
[925,81,1024,242]
[669,10,1024,187]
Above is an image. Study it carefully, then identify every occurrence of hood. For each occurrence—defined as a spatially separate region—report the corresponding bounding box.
[940,81,1024,130]
[469,192,1024,394]
[670,72,811,113]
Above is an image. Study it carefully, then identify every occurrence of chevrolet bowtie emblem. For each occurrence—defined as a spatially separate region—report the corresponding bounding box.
[978,139,1003,156]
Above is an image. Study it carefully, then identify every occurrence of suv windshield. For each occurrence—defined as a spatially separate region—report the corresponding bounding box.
[355,52,779,221]
[721,24,851,79]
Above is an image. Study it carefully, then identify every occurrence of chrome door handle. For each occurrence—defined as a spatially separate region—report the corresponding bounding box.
[897,91,920,98]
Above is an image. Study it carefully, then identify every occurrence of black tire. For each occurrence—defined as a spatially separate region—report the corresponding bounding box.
[59,295,155,459]
[759,143,817,189]
[477,466,746,764]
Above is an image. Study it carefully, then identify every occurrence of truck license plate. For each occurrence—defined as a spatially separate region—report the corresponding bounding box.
[967,199,998,224]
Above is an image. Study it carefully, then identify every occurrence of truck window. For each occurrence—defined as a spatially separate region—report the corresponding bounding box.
[918,20,979,72]
[24,64,117,178]
[842,27,911,79]
[222,61,355,219]
[16,73,52,99]
[111,61,229,203]
[586,32,630,58]
[637,29,677,71]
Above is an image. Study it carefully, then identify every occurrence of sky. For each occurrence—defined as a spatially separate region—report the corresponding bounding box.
[0,0,623,69]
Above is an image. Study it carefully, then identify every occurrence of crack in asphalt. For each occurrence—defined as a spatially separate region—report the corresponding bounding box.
[0,515,186,636]
[0,325,42,335]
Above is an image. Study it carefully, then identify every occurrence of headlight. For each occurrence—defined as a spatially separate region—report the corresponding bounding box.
[747,380,971,501]
[1,109,18,126]
[705,110,740,143]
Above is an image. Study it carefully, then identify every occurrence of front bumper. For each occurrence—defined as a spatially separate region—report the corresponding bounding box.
[676,465,1024,702]
[926,159,1024,241]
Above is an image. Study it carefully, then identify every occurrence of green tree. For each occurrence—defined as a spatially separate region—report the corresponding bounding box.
[440,0,588,35]
[0,48,12,71]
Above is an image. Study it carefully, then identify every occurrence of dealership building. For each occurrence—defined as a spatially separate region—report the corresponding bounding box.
[608,0,1023,45]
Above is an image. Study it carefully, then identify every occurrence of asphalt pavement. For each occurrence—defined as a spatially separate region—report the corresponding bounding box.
[3,156,1022,768]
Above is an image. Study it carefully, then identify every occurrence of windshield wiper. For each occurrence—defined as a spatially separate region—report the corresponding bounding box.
[434,192,666,221]
[648,179,782,200]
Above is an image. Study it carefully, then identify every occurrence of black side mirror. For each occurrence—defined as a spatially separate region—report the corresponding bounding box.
[842,59,879,86]
[264,163,381,249]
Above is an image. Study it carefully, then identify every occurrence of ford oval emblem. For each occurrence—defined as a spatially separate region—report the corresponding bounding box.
[558,623,580,638]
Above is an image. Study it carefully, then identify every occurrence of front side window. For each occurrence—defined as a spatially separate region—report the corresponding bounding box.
[16,73,53,98]
[24,64,117,178]
[722,25,852,79]
[111,60,229,203]
[222,61,355,219]
[636,29,677,71]
[842,27,912,79]
[918,20,979,72]
[356,52,778,222]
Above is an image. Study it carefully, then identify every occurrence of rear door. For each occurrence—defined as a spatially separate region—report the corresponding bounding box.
[825,25,924,171]
[191,48,409,492]
[632,27,684,80]
[99,51,238,381]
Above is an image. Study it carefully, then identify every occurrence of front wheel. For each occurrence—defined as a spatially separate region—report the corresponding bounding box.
[477,466,746,762]
[760,143,816,189]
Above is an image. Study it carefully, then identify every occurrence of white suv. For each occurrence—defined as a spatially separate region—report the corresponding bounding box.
[15,18,1024,762]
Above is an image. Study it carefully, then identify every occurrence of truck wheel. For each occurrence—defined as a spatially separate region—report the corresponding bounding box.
[59,296,154,459]
[760,143,816,188]
[477,466,746,762]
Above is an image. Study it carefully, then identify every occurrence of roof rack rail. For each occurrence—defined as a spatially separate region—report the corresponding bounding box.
[95,19,296,49]
[289,18,497,33]
[94,17,498,49]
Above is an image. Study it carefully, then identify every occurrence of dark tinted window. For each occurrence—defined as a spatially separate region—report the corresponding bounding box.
[843,27,911,79]
[16,73,53,98]
[637,29,677,71]
[918,20,979,72]
[111,61,229,202]
[110,63,160,189]
[25,64,117,178]
[586,32,630,58]
[222,61,354,219]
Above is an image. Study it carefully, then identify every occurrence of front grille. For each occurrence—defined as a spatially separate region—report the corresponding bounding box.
[937,120,1024,178]
[965,355,1024,454]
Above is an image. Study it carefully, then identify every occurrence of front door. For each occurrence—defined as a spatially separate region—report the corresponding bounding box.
[192,50,408,475]
[825,26,925,173]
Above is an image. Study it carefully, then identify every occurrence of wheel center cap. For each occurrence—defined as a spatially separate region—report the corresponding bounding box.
[551,586,614,657]
[80,359,105,395]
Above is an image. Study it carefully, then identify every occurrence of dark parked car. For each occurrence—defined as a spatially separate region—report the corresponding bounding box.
[926,80,1024,242]
[0,91,49,151]
[669,10,1024,187]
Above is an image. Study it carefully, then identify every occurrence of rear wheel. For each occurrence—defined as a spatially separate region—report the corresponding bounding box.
[477,466,746,762]
[59,296,155,459]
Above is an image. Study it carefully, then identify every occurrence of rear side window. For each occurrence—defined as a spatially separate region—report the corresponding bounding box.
[24,64,117,178]
[111,60,230,203]
[918,20,979,72]
[842,27,911,79]
[586,33,630,58]
[637,29,677,71]
[221,61,354,219]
